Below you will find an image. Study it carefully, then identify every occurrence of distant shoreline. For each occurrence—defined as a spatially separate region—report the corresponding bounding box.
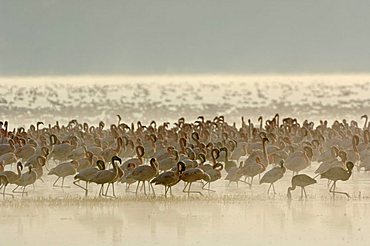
[1,73,370,86]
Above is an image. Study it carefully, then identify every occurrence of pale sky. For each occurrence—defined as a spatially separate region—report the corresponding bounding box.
[1,0,370,75]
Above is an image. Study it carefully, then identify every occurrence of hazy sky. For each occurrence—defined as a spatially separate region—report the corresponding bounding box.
[1,1,370,75]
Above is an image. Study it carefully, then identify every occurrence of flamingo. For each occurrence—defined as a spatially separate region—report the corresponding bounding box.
[0,139,15,156]
[287,174,317,200]
[320,161,354,198]
[284,146,313,175]
[13,166,37,197]
[25,156,46,182]
[157,148,179,171]
[121,145,144,170]
[151,161,186,197]
[73,160,105,196]
[225,161,245,187]
[219,147,237,172]
[101,137,123,164]
[202,163,223,192]
[48,160,79,188]
[127,158,159,196]
[89,156,121,197]
[260,160,286,195]
[241,156,266,188]
[119,163,137,192]
[49,134,77,162]
[180,166,211,197]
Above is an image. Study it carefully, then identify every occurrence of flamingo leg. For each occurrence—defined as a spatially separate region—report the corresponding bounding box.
[99,184,104,196]
[183,182,189,193]
[201,182,215,192]
[149,182,156,197]
[329,181,336,199]
[53,177,61,187]
[164,186,168,197]
[105,183,110,196]
[135,181,141,195]
[187,182,204,196]
[104,183,116,198]
[267,183,272,194]
[300,187,303,199]
[125,183,135,193]
[73,180,86,191]
[12,185,19,192]
[85,181,88,196]
[2,185,14,199]
[272,183,276,194]
[329,181,350,198]
[22,186,27,197]
[303,187,308,198]
[249,176,254,188]
[61,177,70,188]
[112,183,116,197]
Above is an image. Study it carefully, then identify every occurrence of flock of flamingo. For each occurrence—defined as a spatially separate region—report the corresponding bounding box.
[0,113,368,200]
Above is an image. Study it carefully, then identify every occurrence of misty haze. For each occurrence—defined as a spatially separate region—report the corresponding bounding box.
[1,1,370,246]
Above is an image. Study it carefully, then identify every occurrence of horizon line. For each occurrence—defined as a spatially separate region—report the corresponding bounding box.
[1,73,370,85]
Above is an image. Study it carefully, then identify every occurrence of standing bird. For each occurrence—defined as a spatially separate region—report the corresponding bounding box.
[151,161,186,197]
[128,158,159,196]
[242,137,270,187]
[121,145,145,170]
[73,160,105,196]
[13,166,37,197]
[89,156,121,197]
[284,146,313,175]
[220,147,237,173]
[48,160,79,188]
[287,174,317,200]
[202,163,224,192]
[102,137,123,164]
[0,161,23,185]
[119,163,137,192]
[260,160,286,195]
[225,162,245,187]
[320,161,354,199]
[180,166,211,197]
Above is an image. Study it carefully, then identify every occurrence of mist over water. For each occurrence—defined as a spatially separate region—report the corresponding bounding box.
[1,74,370,128]
[2,74,370,246]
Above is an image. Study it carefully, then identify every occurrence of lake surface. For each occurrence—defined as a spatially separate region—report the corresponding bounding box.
[1,75,370,245]
[1,74,370,127]
[1,163,370,246]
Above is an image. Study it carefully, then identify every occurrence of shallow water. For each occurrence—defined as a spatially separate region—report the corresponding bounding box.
[1,197,370,246]
[1,163,370,245]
